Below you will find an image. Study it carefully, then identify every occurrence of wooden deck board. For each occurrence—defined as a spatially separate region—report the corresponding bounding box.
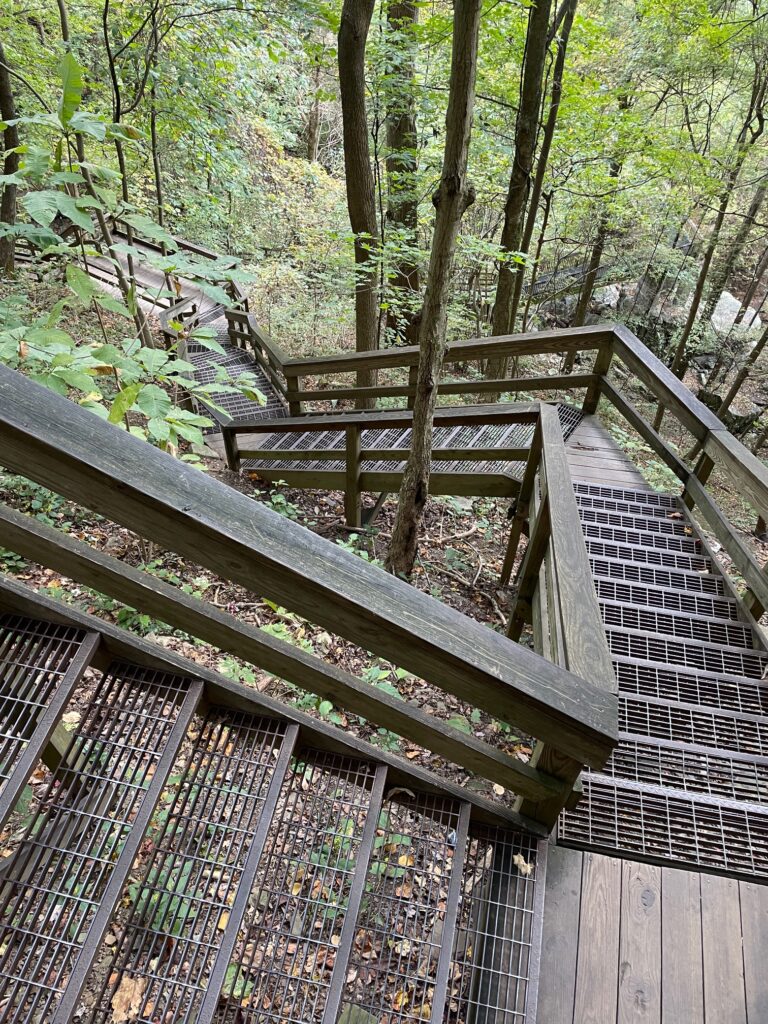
[539,848,762,1024]
[566,415,648,489]
[537,846,583,1024]
[661,868,703,1024]
[573,853,622,1024]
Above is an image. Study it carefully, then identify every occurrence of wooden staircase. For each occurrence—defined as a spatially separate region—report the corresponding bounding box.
[0,601,545,1024]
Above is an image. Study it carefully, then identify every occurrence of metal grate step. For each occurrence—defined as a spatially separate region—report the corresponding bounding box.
[88,711,297,1024]
[613,657,768,718]
[0,616,98,827]
[576,492,683,522]
[585,538,711,573]
[337,793,470,1024]
[451,827,543,1024]
[578,504,694,537]
[582,520,703,555]
[593,577,739,621]
[0,663,198,1021]
[620,693,768,757]
[572,482,678,507]
[605,627,768,679]
[600,600,754,649]
[559,775,768,880]
[589,555,726,595]
[603,735,768,806]
[217,750,384,1024]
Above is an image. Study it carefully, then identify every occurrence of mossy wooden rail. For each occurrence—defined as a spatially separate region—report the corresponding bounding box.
[0,364,619,829]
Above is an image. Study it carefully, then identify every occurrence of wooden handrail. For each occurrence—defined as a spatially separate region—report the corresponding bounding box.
[499,403,616,823]
[0,502,570,806]
[0,368,618,802]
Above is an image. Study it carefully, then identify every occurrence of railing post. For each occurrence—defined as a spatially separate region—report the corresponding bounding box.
[286,374,304,417]
[222,426,239,471]
[507,487,551,641]
[501,417,542,586]
[581,340,613,415]
[407,364,418,411]
[682,450,714,509]
[345,425,362,528]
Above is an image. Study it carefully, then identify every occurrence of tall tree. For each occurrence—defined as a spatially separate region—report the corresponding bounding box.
[338,0,379,400]
[385,0,420,344]
[486,0,553,381]
[388,0,481,576]
[509,0,577,334]
[0,41,19,276]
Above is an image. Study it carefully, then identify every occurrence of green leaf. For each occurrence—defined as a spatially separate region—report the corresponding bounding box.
[446,714,472,735]
[119,212,177,249]
[318,700,334,717]
[22,190,60,227]
[94,293,131,318]
[147,417,172,442]
[66,264,96,305]
[58,53,84,128]
[108,383,141,424]
[54,193,94,231]
[136,383,172,419]
[53,367,95,391]
[68,110,107,141]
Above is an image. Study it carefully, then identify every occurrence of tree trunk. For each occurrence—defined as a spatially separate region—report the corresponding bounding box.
[0,42,19,276]
[486,0,553,380]
[509,0,577,333]
[735,243,768,325]
[306,58,321,162]
[387,0,481,577]
[385,0,420,345]
[338,0,379,403]
[521,190,553,332]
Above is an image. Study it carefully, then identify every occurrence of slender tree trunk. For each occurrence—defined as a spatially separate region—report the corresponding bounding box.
[0,42,20,276]
[486,0,553,380]
[698,176,768,329]
[339,0,379,403]
[509,0,577,333]
[387,0,481,576]
[735,243,768,325]
[521,190,552,332]
[385,0,420,345]
[306,58,321,162]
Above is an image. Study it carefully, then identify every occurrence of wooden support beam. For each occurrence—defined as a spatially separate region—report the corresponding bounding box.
[345,425,361,528]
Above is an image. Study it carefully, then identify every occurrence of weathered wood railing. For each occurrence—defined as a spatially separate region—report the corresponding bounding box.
[0,366,618,828]
[223,315,611,416]
[223,404,538,521]
[501,403,617,821]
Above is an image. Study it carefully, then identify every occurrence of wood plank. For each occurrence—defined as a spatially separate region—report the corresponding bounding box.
[700,873,746,1024]
[612,325,723,441]
[573,852,622,1024]
[228,403,540,434]
[661,867,703,1024]
[740,880,768,1021]
[618,860,661,1023]
[282,325,612,376]
[291,373,597,404]
[705,428,768,522]
[537,845,583,1024]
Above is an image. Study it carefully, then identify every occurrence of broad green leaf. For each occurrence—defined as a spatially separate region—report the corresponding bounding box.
[68,111,107,141]
[54,193,94,231]
[58,53,84,128]
[119,212,177,249]
[136,383,172,419]
[22,190,60,227]
[147,417,172,442]
[108,383,141,424]
[94,293,131,318]
[54,367,96,391]
[24,327,74,351]
[66,264,96,305]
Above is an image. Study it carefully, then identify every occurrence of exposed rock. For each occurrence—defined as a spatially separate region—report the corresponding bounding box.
[709,291,761,332]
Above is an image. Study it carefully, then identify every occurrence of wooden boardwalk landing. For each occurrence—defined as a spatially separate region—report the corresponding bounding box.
[566,414,648,489]
[538,845,768,1023]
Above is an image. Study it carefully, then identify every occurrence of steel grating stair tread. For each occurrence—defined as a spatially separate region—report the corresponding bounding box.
[0,610,544,1022]
[561,481,768,881]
